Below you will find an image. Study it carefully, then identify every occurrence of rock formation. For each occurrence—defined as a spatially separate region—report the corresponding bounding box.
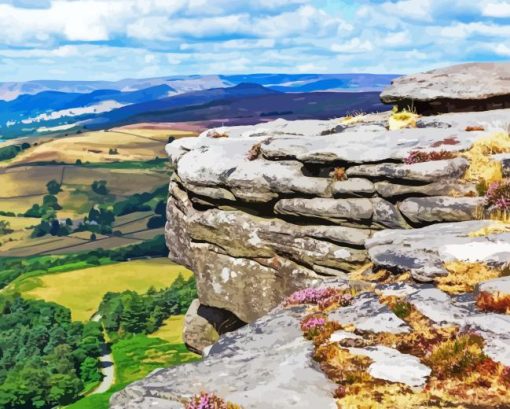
[112,63,510,408]
[381,62,510,114]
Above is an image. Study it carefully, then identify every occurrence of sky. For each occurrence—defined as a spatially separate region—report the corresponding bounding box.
[0,0,509,81]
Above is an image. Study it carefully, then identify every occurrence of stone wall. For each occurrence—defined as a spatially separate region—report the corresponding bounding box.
[165,108,510,349]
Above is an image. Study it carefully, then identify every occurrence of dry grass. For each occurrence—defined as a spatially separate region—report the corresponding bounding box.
[388,109,420,131]
[339,112,367,126]
[463,132,510,187]
[437,261,503,294]
[468,221,510,237]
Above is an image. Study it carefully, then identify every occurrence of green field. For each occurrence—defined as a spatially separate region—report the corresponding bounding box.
[15,258,193,321]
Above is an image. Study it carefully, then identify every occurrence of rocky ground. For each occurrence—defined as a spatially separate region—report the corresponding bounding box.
[111,62,510,408]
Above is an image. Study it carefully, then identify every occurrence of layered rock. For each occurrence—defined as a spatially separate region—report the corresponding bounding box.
[381,62,510,114]
[165,107,510,326]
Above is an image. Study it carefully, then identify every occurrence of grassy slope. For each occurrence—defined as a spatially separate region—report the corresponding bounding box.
[67,318,199,409]
[16,258,193,321]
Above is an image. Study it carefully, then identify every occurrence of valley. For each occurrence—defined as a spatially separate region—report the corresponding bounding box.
[0,121,201,409]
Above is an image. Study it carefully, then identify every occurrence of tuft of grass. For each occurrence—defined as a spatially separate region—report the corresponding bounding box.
[388,108,420,131]
[463,132,510,187]
[391,301,412,319]
[424,333,486,379]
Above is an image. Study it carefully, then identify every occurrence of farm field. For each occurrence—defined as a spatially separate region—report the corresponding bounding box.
[0,122,200,409]
[14,258,193,321]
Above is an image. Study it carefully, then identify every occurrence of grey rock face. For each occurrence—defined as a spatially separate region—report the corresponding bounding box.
[165,108,508,331]
[381,62,510,114]
[367,220,510,281]
[347,157,469,183]
[375,180,478,198]
[183,300,219,355]
[398,196,485,224]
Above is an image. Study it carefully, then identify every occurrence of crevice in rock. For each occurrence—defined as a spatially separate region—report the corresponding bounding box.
[395,95,510,115]
[197,304,246,336]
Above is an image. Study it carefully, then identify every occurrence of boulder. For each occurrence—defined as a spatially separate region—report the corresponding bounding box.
[398,196,485,224]
[380,62,510,114]
[183,300,220,355]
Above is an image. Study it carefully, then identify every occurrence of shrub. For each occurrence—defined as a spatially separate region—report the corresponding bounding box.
[476,291,510,314]
[186,392,241,409]
[46,179,62,195]
[425,332,487,379]
[485,179,510,211]
[404,150,456,164]
[330,167,347,181]
[246,143,261,161]
[91,180,109,195]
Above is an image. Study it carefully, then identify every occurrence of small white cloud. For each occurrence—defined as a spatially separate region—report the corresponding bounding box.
[331,38,373,54]
[483,1,510,17]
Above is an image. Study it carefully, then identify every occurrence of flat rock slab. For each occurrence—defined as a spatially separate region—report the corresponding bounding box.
[381,62,510,114]
[348,345,431,387]
[398,196,485,225]
[111,307,338,409]
[275,197,409,229]
[366,220,510,281]
[478,277,510,296]
[347,158,469,183]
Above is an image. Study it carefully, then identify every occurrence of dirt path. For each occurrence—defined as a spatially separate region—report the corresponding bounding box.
[90,314,115,394]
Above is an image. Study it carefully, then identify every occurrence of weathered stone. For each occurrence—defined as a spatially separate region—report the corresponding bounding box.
[477,276,510,296]
[188,208,370,273]
[371,198,410,229]
[348,346,431,387]
[328,292,409,334]
[111,306,338,409]
[367,220,510,281]
[183,300,220,355]
[331,178,375,197]
[347,157,469,183]
[381,62,510,114]
[190,242,321,322]
[375,180,478,198]
[185,184,236,201]
[398,196,485,224]
[275,197,373,227]
[260,128,483,164]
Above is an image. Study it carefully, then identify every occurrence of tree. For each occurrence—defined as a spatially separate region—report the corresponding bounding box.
[0,220,13,235]
[46,180,61,195]
[91,180,108,195]
[79,357,101,385]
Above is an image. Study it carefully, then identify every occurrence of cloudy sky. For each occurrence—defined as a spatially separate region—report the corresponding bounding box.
[0,0,509,81]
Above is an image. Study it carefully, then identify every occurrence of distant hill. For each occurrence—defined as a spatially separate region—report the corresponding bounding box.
[86,87,387,130]
[0,74,397,139]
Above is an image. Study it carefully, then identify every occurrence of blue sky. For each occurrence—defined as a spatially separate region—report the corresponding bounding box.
[0,0,509,81]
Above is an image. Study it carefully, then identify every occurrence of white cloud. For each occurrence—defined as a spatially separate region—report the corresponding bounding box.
[483,1,510,17]
[331,38,373,54]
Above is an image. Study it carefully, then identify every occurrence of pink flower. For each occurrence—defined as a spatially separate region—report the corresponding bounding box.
[301,316,326,332]
[285,287,338,306]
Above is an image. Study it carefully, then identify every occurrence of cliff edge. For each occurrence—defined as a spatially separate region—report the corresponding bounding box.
[112,62,510,409]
